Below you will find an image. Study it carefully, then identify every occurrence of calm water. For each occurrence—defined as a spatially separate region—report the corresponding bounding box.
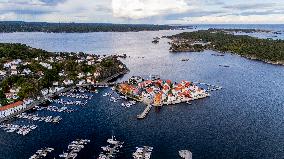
[0,25,283,159]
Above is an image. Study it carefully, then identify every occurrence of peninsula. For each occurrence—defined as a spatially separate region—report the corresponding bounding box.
[168,29,284,65]
[0,43,128,109]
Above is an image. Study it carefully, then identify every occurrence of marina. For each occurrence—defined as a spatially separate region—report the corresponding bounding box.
[97,136,124,159]
[133,146,153,159]
[29,147,54,159]
[59,92,93,100]
[34,105,76,113]
[59,139,90,159]
[16,113,62,123]
[52,99,88,106]
[0,123,37,136]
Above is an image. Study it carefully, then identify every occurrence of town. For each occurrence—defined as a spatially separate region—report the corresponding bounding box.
[0,43,128,120]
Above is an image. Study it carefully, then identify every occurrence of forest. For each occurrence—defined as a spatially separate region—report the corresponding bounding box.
[0,21,175,33]
[169,30,284,64]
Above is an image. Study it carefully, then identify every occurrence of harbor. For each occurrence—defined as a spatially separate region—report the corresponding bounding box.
[97,136,124,159]
[59,139,90,159]
[1,27,283,159]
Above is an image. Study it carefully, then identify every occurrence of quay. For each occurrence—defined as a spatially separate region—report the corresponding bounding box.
[137,105,152,119]
[0,86,74,123]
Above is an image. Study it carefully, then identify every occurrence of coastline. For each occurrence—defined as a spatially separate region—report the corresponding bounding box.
[167,30,284,66]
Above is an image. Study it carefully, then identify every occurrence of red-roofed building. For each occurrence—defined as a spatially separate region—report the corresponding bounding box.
[0,101,23,111]
[166,80,172,85]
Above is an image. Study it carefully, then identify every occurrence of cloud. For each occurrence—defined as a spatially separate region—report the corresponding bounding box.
[0,0,284,23]
[112,0,191,19]
[223,3,277,10]
[172,14,284,24]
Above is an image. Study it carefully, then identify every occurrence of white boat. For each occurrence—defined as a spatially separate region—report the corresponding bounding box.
[179,150,192,159]
[107,136,119,145]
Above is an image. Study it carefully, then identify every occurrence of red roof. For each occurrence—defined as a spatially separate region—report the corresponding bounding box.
[0,101,23,111]
[166,80,171,85]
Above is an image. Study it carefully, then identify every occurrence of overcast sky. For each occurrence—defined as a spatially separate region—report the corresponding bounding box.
[0,0,284,24]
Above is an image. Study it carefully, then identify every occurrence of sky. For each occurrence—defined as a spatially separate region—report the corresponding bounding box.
[0,0,284,24]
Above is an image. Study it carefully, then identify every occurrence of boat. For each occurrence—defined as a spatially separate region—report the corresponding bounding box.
[107,136,120,145]
[179,150,192,159]
[133,146,153,159]
[181,58,189,61]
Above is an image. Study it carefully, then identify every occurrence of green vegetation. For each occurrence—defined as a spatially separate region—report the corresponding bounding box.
[0,21,176,33]
[169,30,284,64]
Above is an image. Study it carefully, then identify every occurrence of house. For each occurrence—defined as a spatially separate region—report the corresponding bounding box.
[53,81,59,86]
[39,62,52,69]
[22,68,32,75]
[48,57,54,63]
[86,77,94,84]
[41,88,49,96]
[63,79,74,85]
[23,62,31,66]
[153,92,162,106]
[87,60,95,65]
[128,76,143,85]
[0,70,6,76]
[59,72,65,77]
[77,73,85,79]
[77,80,86,86]
[93,71,100,78]
[119,64,124,69]
[86,56,94,60]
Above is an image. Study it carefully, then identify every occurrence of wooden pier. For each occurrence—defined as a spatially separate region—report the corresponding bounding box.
[137,105,152,119]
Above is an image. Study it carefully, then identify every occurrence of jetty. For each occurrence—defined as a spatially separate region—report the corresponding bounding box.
[137,105,152,119]
[98,136,124,159]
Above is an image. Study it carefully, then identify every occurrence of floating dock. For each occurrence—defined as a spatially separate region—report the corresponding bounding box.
[137,105,152,119]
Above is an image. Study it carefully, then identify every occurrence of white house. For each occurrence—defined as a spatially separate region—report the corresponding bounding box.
[41,88,49,96]
[87,60,95,65]
[76,80,86,86]
[93,72,100,78]
[0,70,6,76]
[63,79,74,85]
[22,69,32,75]
[77,73,85,79]
[39,62,52,69]
[53,81,59,86]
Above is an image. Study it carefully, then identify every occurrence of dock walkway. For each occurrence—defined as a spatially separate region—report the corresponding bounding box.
[137,105,152,119]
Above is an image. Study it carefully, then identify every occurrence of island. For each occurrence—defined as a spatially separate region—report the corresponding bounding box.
[0,21,179,33]
[115,76,210,107]
[167,29,284,65]
[0,43,128,113]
